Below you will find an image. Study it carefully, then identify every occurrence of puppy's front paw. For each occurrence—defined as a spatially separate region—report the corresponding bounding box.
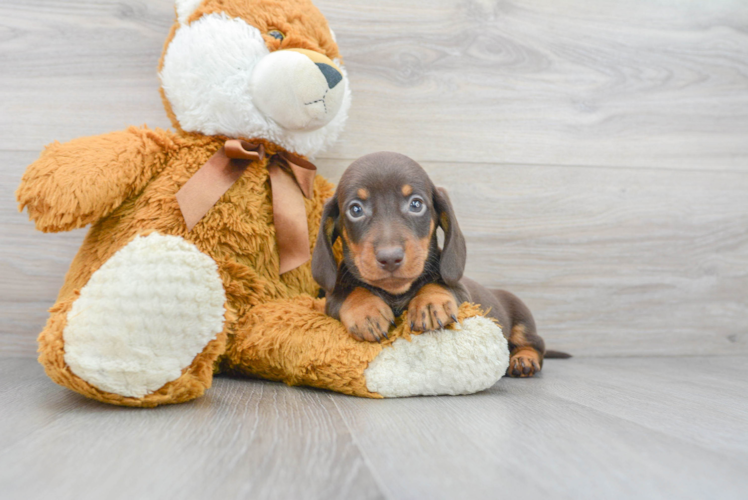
[340,288,395,342]
[408,284,459,332]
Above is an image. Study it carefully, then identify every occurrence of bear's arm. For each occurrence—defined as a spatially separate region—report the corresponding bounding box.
[16,126,176,232]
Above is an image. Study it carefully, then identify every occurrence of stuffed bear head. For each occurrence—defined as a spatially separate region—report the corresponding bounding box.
[159,0,351,157]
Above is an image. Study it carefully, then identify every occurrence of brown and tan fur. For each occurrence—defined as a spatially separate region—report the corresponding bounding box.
[313,152,568,377]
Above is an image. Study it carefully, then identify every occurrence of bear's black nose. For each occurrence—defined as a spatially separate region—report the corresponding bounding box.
[315,63,342,89]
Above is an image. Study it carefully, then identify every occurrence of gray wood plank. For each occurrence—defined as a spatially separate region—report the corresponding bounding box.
[0,0,173,149]
[0,303,48,358]
[321,0,748,170]
[2,0,747,170]
[0,358,385,500]
[333,356,748,500]
[539,356,748,459]
[2,357,746,500]
[4,151,747,357]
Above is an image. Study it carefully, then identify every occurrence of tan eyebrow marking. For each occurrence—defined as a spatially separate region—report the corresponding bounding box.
[357,188,369,200]
[401,184,413,196]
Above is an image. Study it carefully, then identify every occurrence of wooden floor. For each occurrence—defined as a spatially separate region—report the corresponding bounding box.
[1,1,747,498]
[1,356,746,500]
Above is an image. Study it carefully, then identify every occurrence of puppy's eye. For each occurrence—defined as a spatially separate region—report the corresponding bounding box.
[409,197,425,214]
[348,202,364,219]
[268,30,285,41]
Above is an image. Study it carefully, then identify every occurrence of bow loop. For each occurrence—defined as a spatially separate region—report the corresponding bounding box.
[175,140,317,275]
[224,140,265,162]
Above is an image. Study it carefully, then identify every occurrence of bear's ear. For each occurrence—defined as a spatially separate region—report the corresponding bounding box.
[175,0,203,25]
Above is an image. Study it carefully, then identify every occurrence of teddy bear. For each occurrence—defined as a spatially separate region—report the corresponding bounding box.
[16,0,509,407]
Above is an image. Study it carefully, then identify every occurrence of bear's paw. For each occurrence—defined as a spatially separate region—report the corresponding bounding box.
[62,232,226,398]
[364,316,509,397]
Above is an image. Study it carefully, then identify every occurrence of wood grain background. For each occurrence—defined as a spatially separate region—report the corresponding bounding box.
[3,356,747,499]
[2,0,747,357]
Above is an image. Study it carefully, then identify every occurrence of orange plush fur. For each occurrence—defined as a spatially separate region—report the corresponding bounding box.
[17,0,494,406]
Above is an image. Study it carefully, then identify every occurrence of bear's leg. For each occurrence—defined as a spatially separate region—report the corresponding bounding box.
[224,296,510,398]
[38,233,228,407]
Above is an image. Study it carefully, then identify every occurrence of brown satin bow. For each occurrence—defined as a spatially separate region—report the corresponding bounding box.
[175,139,316,274]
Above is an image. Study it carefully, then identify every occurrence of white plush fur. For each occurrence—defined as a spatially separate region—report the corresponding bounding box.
[160,13,351,158]
[251,50,346,131]
[63,233,226,398]
[364,317,510,397]
[175,0,203,25]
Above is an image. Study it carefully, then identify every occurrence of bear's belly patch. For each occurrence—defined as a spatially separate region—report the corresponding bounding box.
[62,232,226,398]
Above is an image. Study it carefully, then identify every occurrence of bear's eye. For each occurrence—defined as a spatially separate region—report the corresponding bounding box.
[268,30,285,41]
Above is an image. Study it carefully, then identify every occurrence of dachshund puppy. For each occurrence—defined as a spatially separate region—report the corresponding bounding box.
[312,151,561,377]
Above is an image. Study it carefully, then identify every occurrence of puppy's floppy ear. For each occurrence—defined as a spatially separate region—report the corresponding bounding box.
[434,187,466,286]
[312,195,340,292]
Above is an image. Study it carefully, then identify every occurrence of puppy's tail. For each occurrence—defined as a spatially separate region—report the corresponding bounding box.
[545,350,572,359]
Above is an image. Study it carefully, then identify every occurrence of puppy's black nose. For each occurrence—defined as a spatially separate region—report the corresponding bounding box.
[376,247,404,272]
[315,62,342,89]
